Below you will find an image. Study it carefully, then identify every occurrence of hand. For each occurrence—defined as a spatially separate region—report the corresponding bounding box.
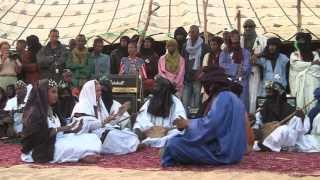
[173,116,189,130]
[62,119,83,133]
[251,54,258,64]
[247,113,256,126]
[103,111,116,124]
[117,101,131,116]
[295,109,305,120]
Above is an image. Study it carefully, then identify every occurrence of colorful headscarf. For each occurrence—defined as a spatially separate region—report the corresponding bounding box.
[165,39,180,73]
[15,80,27,89]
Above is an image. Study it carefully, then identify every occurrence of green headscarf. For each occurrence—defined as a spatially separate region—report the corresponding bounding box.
[165,39,180,73]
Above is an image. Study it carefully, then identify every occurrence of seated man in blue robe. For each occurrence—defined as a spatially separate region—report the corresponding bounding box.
[161,66,247,167]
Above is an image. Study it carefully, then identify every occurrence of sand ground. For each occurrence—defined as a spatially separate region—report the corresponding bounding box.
[0,165,319,180]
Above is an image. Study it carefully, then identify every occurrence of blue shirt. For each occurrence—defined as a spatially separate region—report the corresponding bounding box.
[89,53,111,78]
[257,53,289,95]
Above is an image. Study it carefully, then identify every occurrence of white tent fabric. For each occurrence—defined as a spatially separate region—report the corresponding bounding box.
[0,0,319,45]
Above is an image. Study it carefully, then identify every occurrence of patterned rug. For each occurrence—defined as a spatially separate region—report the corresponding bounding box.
[1,142,320,177]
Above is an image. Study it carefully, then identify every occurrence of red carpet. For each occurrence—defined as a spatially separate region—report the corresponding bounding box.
[1,142,320,176]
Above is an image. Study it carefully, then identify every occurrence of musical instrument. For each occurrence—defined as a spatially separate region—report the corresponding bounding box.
[144,126,172,138]
[104,101,131,126]
[261,98,316,140]
[109,109,144,127]
[246,113,255,151]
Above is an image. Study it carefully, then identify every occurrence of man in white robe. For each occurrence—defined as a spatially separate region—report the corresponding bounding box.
[4,80,32,135]
[253,81,309,152]
[71,80,139,155]
[289,32,320,112]
[241,19,267,113]
[134,76,187,148]
[99,76,131,129]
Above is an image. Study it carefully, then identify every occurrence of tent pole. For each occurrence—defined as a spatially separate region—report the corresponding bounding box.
[297,0,302,32]
[236,10,241,33]
[137,0,154,53]
[203,0,209,44]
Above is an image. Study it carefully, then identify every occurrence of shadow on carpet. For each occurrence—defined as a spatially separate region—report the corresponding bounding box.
[1,142,320,177]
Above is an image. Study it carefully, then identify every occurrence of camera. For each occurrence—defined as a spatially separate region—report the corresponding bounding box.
[8,51,20,60]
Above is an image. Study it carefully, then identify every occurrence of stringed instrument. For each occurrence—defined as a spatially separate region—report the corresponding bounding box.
[144,126,172,138]
[245,113,255,152]
[106,101,131,126]
[261,99,316,140]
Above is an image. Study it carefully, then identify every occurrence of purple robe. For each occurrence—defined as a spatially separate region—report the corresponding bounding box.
[219,49,251,111]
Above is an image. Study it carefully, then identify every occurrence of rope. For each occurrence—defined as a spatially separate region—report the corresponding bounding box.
[195,0,202,26]
[45,0,72,43]
[302,0,320,20]
[0,1,19,21]
[222,0,233,29]
[79,0,96,34]
[137,0,146,28]
[106,0,121,32]
[273,0,297,27]
[14,0,48,45]
[247,0,267,33]
[168,0,172,34]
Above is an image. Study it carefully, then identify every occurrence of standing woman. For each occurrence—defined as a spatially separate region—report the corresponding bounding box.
[21,79,101,163]
[219,30,251,111]
[158,39,185,97]
[21,35,42,85]
[0,41,22,89]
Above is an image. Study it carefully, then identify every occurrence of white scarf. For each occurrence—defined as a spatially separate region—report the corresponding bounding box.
[186,37,203,70]
[71,80,109,121]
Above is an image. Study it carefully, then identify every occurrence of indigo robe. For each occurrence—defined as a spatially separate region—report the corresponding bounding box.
[161,91,247,167]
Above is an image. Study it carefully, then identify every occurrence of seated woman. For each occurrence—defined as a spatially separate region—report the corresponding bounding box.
[71,80,139,155]
[21,79,101,163]
[133,76,187,148]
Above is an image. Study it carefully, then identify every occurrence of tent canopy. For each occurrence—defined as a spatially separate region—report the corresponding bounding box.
[0,0,319,45]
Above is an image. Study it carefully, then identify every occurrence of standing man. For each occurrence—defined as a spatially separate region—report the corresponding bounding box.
[37,29,68,81]
[66,34,90,87]
[241,19,267,113]
[181,25,209,115]
[252,37,289,96]
[89,37,111,79]
[289,32,320,112]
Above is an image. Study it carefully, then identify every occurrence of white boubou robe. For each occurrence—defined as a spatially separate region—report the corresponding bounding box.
[254,112,310,152]
[4,84,32,133]
[71,80,139,155]
[21,114,101,163]
[296,113,320,152]
[134,95,187,148]
[289,51,320,112]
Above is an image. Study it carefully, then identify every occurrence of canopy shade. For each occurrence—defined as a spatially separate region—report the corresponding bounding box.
[0,0,319,45]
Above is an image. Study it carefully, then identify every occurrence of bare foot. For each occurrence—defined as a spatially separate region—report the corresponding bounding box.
[79,155,100,164]
[137,143,147,151]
